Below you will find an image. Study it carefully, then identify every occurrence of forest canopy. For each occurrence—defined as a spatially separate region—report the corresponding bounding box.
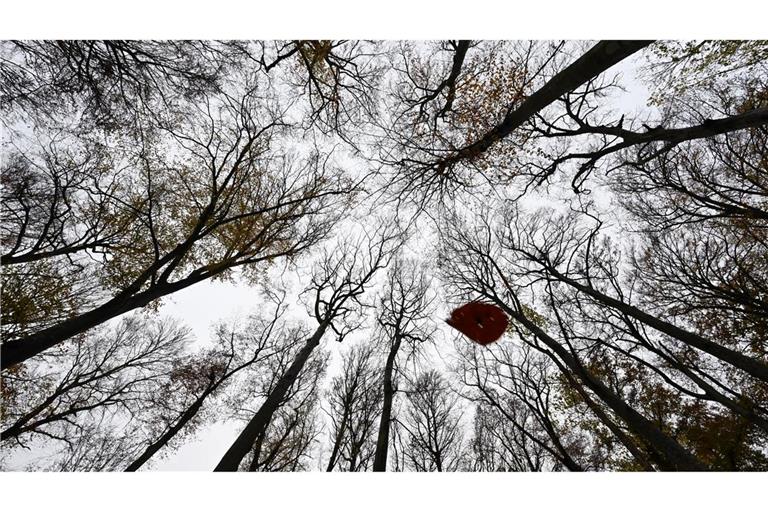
[1,39,767,471]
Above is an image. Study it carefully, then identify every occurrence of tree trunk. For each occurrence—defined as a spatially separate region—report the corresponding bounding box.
[442,40,652,167]
[556,360,656,471]
[325,407,349,472]
[1,387,62,440]
[502,302,708,470]
[125,385,215,472]
[2,274,208,370]
[247,423,270,471]
[213,321,328,472]
[537,415,584,472]
[372,335,402,471]
[620,325,768,434]
[549,268,768,383]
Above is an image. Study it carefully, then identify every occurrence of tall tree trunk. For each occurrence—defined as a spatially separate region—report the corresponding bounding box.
[247,422,271,471]
[441,40,652,168]
[372,335,402,471]
[2,274,207,370]
[434,452,442,472]
[125,384,216,472]
[501,301,708,470]
[213,321,328,472]
[556,360,656,471]
[348,438,361,471]
[548,268,768,383]
[325,407,349,472]
[620,324,768,434]
[537,414,584,471]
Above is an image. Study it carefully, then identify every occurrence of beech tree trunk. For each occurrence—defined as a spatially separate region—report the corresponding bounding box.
[502,303,707,471]
[556,360,655,470]
[125,385,215,472]
[2,274,208,370]
[325,407,349,472]
[548,268,768,384]
[442,40,652,167]
[214,321,328,472]
[372,335,402,471]
[247,422,271,471]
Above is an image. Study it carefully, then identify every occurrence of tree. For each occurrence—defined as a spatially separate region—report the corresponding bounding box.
[644,40,768,104]
[3,39,767,473]
[395,369,466,471]
[214,225,401,471]
[454,340,585,471]
[324,342,382,472]
[281,40,383,138]
[124,299,292,471]
[469,403,551,471]
[398,40,471,125]
[2,80,355,369]
[0,140,132,267]
[610,119,768,366]
[496,206,768,384]
[379,40,651,202]
[243,347,327,472]
[0,40,236,129]
[438,208,708,470]
[1,315,190,470]
[372,258,434,471]
[508,206,768,468]
[526,93,768,191]
[611,124,768,229]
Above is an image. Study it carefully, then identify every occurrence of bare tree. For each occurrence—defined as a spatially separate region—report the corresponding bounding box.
[214,225,401,471]
[610,123,768,358]
[470,403,552,471]
[3,39,766,473]
[395,369,466,471]
[244,348,327,472]
[379,40,650,201]
[0,40,237,129]
[393,40,472,128]
[438,208,708,470]
[643,41,768,103]
[1,315,190,470]
[372,258,434,471]
[2,81,354,369]
[0,140,134,267]
[454,340,585,471]
[324,342,382,471]
[499,203,768,468]
[240,40,383,140]
[493,206,768,384]
[124,298,293,471]
[526,89,768,192]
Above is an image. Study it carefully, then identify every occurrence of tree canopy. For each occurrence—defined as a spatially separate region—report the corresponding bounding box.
[2,39,767,472]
